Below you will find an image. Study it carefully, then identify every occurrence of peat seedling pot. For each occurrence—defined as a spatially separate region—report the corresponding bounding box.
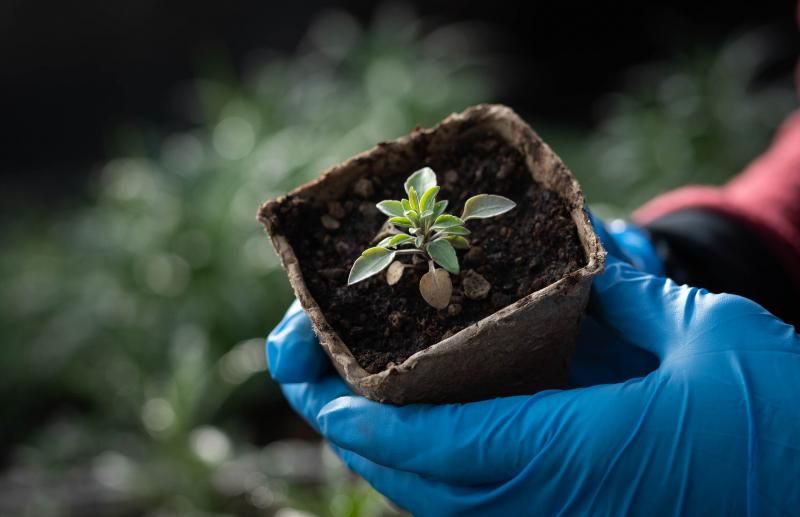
[259,104,604,404]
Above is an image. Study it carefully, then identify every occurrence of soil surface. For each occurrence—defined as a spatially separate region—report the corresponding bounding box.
[276,132,587,373]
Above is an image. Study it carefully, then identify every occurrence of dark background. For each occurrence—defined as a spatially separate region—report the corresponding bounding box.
[2,0,797,208]
[1,2,798,514]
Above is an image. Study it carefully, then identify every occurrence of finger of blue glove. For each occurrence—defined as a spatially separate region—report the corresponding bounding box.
[592,257,798,359]
[266,300,331,383]
[590,255,704,360]
[318,389,578,485]
[328,443,471,516]
[281,376,352,433]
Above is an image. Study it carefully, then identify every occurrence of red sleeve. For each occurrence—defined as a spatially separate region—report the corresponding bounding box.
[632,110,800,290]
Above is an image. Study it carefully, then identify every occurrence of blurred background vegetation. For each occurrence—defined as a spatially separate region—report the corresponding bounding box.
[1,2,797,515]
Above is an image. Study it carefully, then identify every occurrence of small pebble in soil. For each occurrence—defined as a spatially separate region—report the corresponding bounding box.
[447,303,462,316]
[386,261,405,286]
[487,252,504,263]
[352,178,375,198]
[358,202,379,219]
[335,241,350,255]
[320,214,341,230]
[463,270,491,300]
[327,201,346,219]
[388,311,405,330]
[463,246,485,266]
[444,169,459,183]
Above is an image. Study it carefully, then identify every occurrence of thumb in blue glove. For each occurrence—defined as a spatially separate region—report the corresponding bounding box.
[276,257,800,516]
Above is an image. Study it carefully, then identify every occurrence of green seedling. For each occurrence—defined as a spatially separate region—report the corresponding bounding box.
[347,167,516,308]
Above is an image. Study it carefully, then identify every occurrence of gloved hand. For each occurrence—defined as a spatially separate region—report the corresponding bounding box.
[269,256,800,515]
[267,208,800,515]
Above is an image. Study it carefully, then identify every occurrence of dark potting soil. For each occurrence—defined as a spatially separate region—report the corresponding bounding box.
[276,132,587,373]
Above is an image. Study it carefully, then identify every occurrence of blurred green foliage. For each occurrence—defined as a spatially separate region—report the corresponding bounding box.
[0,5,795,516]
[549,30,797,217]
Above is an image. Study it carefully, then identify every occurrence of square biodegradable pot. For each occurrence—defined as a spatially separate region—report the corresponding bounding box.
[259,104,605,404]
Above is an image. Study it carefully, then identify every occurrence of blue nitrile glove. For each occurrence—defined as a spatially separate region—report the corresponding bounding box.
[268,256,800,515]
[587,211,664,276]
[571,210,664,386]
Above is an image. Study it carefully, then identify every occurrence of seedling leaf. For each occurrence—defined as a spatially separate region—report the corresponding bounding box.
[433,200,448,217]
[408,187,420,212]
[431,214,464,230]
[376,200,405,217]
[388,216,413,228]
[405,167,437,196]
[419,269,452,309]
[387,234,414,247]
[426,240,459,274]
[404,209,421,226]
[442,225,470,236]
[443,235,470,249]
[348,247,397,285]
[461,194,516,220]
[419,186,440,212]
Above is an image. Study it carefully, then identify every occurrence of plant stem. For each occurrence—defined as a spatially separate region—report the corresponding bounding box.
[396,249,426,257]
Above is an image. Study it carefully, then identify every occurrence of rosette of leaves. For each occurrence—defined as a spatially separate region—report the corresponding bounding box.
[347,167,516,308]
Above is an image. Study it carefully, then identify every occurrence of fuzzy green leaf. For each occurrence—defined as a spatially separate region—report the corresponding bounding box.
[442,225,470,236]
[405,167,437,196]
[419,186,440,212]
[420,210,435,226]
[414,233,425,248]
[426,240,459,274]
[404,209,421,227]
[461,194,516,221]
[433,200,448,217]
[376,200,405,218]
[378,234,413,248]
[408,187,420,212]
[443,235,470,249]
[401,199,412,212]
[389,216,413,228]
[431,214,464,230]
[387,234,414,247]
[348,247,396,285]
